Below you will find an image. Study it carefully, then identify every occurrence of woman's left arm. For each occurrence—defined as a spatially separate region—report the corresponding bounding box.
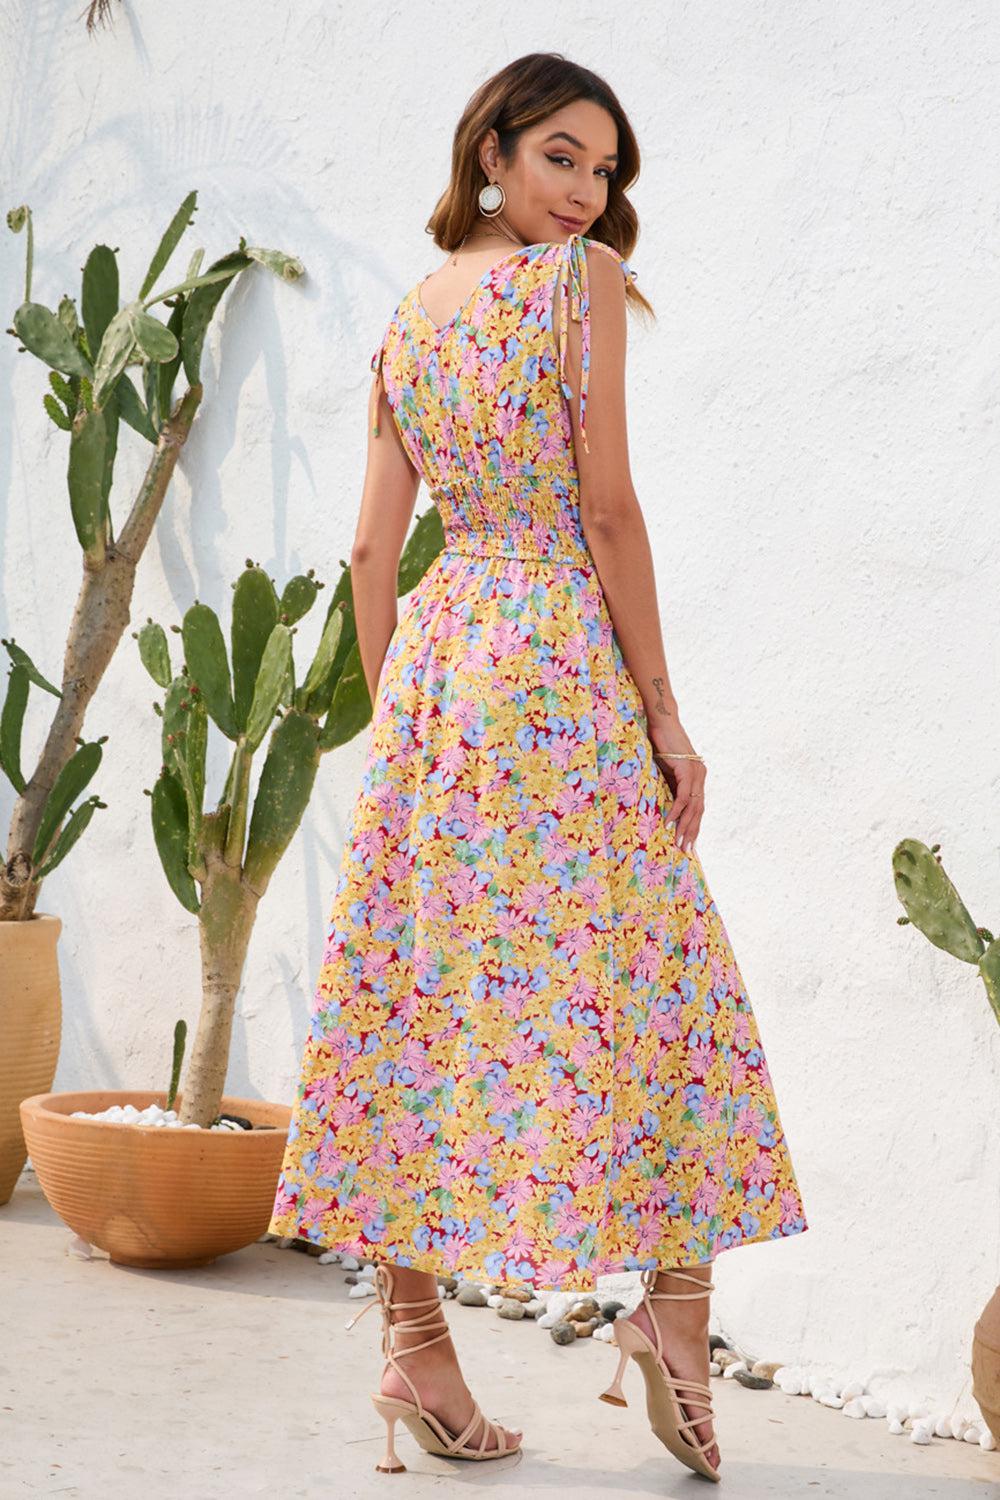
[350,364,421,703]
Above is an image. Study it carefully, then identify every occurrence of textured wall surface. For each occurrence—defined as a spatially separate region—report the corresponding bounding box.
[2,1,998,1412]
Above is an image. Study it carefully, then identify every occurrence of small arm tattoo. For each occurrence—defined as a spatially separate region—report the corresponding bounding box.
[651,676,675,721]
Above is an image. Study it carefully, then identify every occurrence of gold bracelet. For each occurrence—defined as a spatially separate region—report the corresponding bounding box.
[653,750,705,763]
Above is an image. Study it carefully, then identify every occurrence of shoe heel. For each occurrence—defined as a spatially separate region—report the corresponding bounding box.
[370,1395,407,1474]
[598,1339,631,1407]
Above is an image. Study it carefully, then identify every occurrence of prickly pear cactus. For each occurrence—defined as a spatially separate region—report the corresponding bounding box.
[892,839,984,963]
[893,836,1000,1028]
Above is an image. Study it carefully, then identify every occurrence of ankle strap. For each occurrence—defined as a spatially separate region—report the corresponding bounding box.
[640,1265,715,1298]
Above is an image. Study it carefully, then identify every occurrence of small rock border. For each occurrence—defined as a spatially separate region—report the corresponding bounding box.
[269,1237,997,1452]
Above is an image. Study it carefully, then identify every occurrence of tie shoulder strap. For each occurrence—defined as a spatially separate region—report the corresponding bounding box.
[554,232,638,456]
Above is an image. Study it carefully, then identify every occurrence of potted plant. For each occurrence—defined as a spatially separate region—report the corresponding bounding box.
[0,195,302,1203]
[892,837,1000,1442]
[20,519,443,1269]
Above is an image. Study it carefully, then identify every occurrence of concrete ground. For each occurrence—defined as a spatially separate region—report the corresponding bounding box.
[3,1167,999,1500]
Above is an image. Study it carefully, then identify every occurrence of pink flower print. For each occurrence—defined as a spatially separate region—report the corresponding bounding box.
[361,949,394,985]
[330,1095,366,1128]
[747,1151,774,1190]
[506,1224,537,1259]
[568,1100,602,1142]
[540,828,573,863]
[567,971,601,1009]
[513,882,554,923]
[499,1177,535,1210]
[308,1074,347,1110]
[385,851,414,886]
[500,982,532,1025]
[506,1034,539,1066]
[561,631,588,668]
[349,1192,381,1221]
[538,428,565,462]
[636,1212,662,1255]
[692,1176,721,1216]
[495,909,525,941]
[514,1125,548,1156]
[729,1053,749,1090]
[538,661,566,691]
[555,783,591,816]
[393,1116,431,1157]
[701,1094,725,1125]
[317,1140,346,1176]
[301,1195,331,1225]
[634,938,662,984]
[441,1232,469,1268]
[491,619,526,658]
[486,1078,520,1113]
[570,1156,604,1188]
[447,867,483,908]
[684,915,707,948]
[544,1078,576,1111]
[650,1003,682,1044]
[569,1031,600,1066]
[272,1186,297,1219]
[535,1258,573,1286]
[612,1119,634,1155]
[557,926,595,962]
[439,1160,472,1189]
[496,403,522,440]
[572,875,605,906]
[547,731,580,771]
[554,1202,588,1237]
[688,1039,715,1082]
[451,697,481,733]
[355,827,385,862]
[734,1013,752,1049]
[780,1188,803,1227]
[460,1130,500,1164]
[677,869,700,902]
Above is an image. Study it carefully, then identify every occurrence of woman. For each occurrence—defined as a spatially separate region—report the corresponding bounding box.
[269,51,809,1483]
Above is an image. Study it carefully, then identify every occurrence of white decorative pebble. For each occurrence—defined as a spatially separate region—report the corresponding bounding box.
[862,1395,886,1419]
[536,1312,557,1329]
[67,1234,93,1259]
[887,1404,908,1425]
[340,1255,360,1271]
[348,1281,376,1299]
[818,1394,845,1409]
[887,1418,904,1435]
[317,1250,340,1264]
[841,1381,866,1403]
[709,1361,721,1376]
[932,1413,953,1439]
[980,1429,996,1450]
[963,1424,983,1444]
[545,1292,575,1321]
[722,1362,747,1380]
[357,1263,376,1279]
[486,1294,503,1309]
[593,1323,615,1342]
[910,1423,933,1445]
[843,1398,868,1419]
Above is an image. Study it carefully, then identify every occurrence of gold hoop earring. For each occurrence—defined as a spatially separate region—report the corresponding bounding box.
[478,180,505,217]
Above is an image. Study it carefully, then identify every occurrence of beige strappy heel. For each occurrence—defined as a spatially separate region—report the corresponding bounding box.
[598,1264,721,1482]
[345,1263,522,1473]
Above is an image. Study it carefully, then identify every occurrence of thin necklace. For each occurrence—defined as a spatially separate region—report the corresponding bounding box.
[448,216,524,266]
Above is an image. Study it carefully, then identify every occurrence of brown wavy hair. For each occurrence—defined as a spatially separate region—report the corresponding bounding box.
[425,52,654,320]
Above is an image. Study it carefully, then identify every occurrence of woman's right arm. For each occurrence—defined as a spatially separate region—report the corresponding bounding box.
[564,245,706,852]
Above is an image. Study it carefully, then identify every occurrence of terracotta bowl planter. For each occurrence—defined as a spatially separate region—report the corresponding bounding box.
[19,1089,291,1268]
[0,913,63,1205]
[973,1285,1000,1445]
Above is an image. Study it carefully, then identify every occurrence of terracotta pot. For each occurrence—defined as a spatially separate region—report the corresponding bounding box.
[0,913,63,1205]
[973,1285,1000,1444]
[19,1089,291,1268]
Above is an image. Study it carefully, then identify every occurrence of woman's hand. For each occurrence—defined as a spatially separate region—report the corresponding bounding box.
[649,724,706,853]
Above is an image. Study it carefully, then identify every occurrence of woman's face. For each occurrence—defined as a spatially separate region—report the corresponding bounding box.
[482,100,619,245]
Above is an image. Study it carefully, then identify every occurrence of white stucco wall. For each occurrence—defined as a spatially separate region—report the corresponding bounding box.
[3,0,999,1417]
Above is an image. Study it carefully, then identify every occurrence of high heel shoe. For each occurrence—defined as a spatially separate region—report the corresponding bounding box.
[345,1263,522,1473]
[598,1264,721,1483]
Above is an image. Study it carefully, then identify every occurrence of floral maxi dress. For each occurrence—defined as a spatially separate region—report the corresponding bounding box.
[268,233,809,1290]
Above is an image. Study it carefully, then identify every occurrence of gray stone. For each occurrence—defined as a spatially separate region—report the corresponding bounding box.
[498,1298,526,1320]
[734,1368,774,1390]
[456,1284,488,1307]
[600,1300,626,1321]
[550,1320,578,1345]
[567,1298,600,1323]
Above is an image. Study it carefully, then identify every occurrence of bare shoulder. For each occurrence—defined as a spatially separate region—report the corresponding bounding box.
[582,237,637,286]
